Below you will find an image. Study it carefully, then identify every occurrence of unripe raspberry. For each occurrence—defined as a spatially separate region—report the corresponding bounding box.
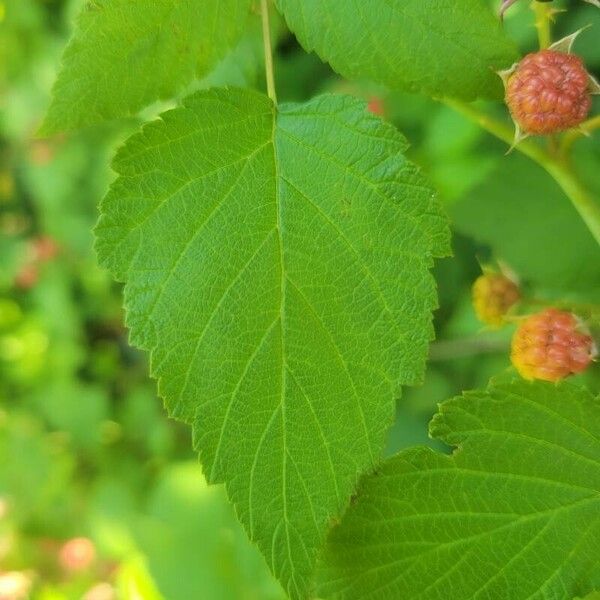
[472,273,520,327]
[505,50,592,135]
[511,308,596,382]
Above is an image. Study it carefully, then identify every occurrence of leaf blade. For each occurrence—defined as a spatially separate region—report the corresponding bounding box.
[42,0,252,134]
[274,0,518,100]
[318,377,600,600]
[95,88,449,598]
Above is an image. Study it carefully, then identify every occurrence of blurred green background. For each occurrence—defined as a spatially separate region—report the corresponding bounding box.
[1,0,599,598]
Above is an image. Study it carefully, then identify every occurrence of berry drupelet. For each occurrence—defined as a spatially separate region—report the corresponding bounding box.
[511,308,596,382]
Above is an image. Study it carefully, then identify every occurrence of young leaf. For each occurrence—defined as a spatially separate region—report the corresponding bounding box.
[41,0,252,134]
[274,0,518,101]
[95,88,449,599]
[318,377,600,600]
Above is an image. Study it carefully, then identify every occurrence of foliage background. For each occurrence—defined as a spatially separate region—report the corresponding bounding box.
[0,0,598,598]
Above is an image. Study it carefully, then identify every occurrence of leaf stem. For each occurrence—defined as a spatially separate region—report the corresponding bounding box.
[532,0,552,49]
[443,98,600,246]
[260,0,278,105]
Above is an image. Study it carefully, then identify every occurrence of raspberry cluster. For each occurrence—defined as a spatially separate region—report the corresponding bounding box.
[505,50,592,135]
[511,308,596,382]
[472,273,520,327]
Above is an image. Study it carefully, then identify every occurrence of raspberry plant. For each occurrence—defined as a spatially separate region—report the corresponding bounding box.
[39,0,600,599]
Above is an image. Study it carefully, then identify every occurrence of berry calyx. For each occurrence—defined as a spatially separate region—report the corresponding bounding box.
[511,308,596,382]
[472,273,520,327]
[505,50,592,135]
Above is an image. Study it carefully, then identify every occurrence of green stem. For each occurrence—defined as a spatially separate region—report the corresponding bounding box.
[543,161,600,243]
[444,98,600,246]
[428,335,509,361]
[260,0,277,105]
[532,1,552,49]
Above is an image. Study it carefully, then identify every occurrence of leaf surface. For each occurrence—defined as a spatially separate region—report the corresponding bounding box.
[42,0,251,133]
[318,377,600,599]
[95,88,449,598]
[274,0,518,100]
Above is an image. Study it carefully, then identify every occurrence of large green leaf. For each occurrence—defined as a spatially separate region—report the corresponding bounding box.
[41,0,252,133]
[274,0,518,101]
[95,88,449,598]
[318,377,600,600]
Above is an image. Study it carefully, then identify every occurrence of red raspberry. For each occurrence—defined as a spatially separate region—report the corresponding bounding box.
[367,96,385,117]
[472,273,520,327]
[59,537,96,572]
[15,263,38,290]
[511,308,596,382]
[505,50,592,135]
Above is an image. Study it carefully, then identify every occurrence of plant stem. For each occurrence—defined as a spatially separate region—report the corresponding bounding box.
[260,0,277,105]
[543,161,600,243]
[560,115,600,155]
[532,1,552,49]
[444,98,600,246]
[442,98,546,164]
[429,335,509,361]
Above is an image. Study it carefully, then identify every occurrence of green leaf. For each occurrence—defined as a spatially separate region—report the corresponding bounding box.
[41,0,252,134]
[274,0,518,101]
[318,377,600,600]
[95,87,449,598]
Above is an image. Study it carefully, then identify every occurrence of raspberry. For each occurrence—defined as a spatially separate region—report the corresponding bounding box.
[15,264,38,290]
[59,537,96,572]
[505,50,592,135]
[32,236,59,262]
[511,308,596,382]
[367,96,385,117]
[472,273,520,327]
